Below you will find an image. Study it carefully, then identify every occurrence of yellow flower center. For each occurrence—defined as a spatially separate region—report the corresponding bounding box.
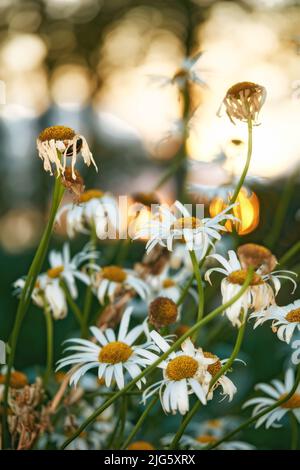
[47,265,64,279]
[79,189,104,203]
[204,351,222,377]
[149,297,178,328]
[172,216,202,230]
[227,269,263,286]
[285,308,300,323]
[280,393,300,409]
[38,125,75,142]
[196,434,218,444]
[99,341,133,364]
[206,419,222,428]
[127,441,155,450]
[0,371,28,389]
[102,266,127,283]
[162,278,176,288]
[166,355,199,381]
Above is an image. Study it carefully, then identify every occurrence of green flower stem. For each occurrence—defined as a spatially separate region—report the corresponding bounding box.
[205,365,300,450]
[60,268,253,449]
[266,167,299,250]
[229,116,253,205]
[169,310,247,450]
[60,281,84,329]
[121,395,158,450]
[81,226,97,337]
[2,176,65,449]
[189,250,204,342]
[290,412,299,450]
[43,306,53,387]
[113,395,128,449]
[279,240,300,267]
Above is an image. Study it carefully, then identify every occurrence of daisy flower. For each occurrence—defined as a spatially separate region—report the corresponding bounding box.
[203,351,237,402]
[93,265,150,304]
[56,306,156,389]
[36,125,97,178]
[135,200,236,258]
[147,266,190,304]
[243,368,300,428]
[142,334,215,415]
[56,189,119,239]
[250,300,300,344]
[14,243,96,319]
[205,250,297,327]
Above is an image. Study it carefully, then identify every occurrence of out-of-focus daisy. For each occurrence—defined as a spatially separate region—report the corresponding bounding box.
[147,266,190,304]
[142,334,215,415]
[0,367,28,400]
[135,200,236,258]
[14,243,96,319]
[205,250,297,327]
[250,300,300,344]
[291,340,300,365]
[237,243,277,275]
[218,82,266,124]
[92,265,150,305]
[36,125,97,178]
[148,52,207,90]
[56,306,156,389]
[243,368,300,428]
[127,441,155,450]
[56,189,119,239]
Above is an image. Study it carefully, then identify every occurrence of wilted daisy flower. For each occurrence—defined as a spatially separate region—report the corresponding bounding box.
[14,243,96,319]
[142,334,215,415]
[37,125,97,178]
[93,265,150,304]
[250,300,300,344]
[203,351,237,402]
[135,200,236,258]
[218,82,266,124]
[0,367,28,400]
[205,250,297,327]
[56,189,119,239]
[291,339,300,365]
[56,306,156,389]
[243,368,300,428]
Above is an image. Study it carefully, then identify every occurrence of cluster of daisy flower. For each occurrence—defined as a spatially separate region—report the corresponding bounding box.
[2,77,300,452]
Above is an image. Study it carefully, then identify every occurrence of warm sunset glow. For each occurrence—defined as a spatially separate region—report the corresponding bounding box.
[209,187,260,236]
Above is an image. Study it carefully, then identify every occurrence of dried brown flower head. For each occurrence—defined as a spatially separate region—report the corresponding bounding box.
[237,243,277,274]
[148,296,178,329]
[62,167,85,201]
[219,81,266,124]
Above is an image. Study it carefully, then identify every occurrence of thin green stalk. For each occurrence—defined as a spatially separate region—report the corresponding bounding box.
[229,117,253,205]
[43,306,53,387]
[61,281,84,329]
[290,412,299,450]
[81,227,97,337]
[2,176,64,448]
[279,240,300,267]
[121,396,158,450]
[113,396,128,449]
[169,310,247,449]
[61,268,253,449]
[266,168,299,250]
[189,250,204,342]
[206,365,300,450]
